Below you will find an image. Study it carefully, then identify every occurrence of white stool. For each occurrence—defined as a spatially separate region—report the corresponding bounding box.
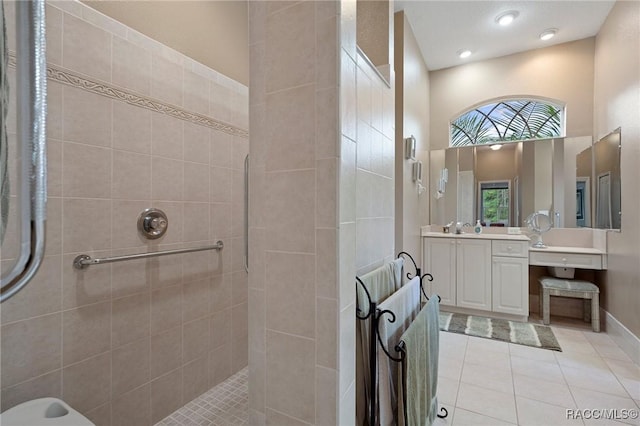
[539,277,600,332]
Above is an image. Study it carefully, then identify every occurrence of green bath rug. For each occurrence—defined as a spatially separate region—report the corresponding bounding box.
[439,312,562,351]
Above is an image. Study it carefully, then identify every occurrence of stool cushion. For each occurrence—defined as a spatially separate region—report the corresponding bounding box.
[539,277,599,293]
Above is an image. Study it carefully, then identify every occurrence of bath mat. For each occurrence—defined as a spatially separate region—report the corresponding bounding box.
[439,312,562,351]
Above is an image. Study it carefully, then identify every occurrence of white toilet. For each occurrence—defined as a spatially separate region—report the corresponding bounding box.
[0,398,95,426]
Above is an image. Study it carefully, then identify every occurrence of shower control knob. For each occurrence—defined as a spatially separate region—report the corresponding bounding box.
[138,208,169,239]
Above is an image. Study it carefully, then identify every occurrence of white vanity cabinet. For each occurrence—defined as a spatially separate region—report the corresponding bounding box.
[423,237,457,305]
[422,237,492,309]
[456,239,492,311]
[423,233,530,317]
[492,240,529,316]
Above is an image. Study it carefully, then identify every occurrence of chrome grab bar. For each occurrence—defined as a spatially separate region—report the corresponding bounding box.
[244,154,249,273]
[1,0,47,303]
[73,240,224,270]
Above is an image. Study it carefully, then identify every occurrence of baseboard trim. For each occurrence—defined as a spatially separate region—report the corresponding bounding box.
[603,309,640,365]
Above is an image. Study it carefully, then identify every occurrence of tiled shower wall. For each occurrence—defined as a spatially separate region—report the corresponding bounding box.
[248,1,395,424]
[0,2,248,425]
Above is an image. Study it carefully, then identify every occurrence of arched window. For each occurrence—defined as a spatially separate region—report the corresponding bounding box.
[450,99,564,147]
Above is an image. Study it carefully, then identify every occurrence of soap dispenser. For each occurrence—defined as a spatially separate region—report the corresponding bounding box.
[474,220,482,234]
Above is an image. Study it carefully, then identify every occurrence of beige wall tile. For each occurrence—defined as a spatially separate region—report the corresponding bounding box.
[112,292,150,347]
[63,86,112,148]
[85,403,111,426]
[63,199,115,255]
[63,13,111,82]
[316,87,339,160]
[46,5,63,66]
[62,352,111,414]
[210,309,232,350]
[266,251,316,338]
[151,54,183,107]
[266,330,315,423]
[266,409,309,426]
[111,384,151,426]
[62,252,111,309]
[183,70,209,116]
[46,198,64,256]
[0,313,61,388]
[316,297,338,369]
[316,158,338,228]
[265,2,315,93]
[265,170,316,253]
[341,50,357,142]
[209,82,232,124]
[183,122,210,164]
[316,228,338,299]
[112,150,152,200]
[151,114,183,160]
[113,101,152,154]
[232,302,249,371]
[210,131,232,168]
[340,137,357,223]
[316,15,338,90]
[183,317,210,363]
[63,142,111,199]
[248,228,265,290]
[1,255,62,323]
[209,344,232,387]
[47,83,64,140]
[0,370,61,412]
[183,202,210,242]
[152,157,184,202]
[63,301,111,366]
[150,326,182,380]
[248,289,265,354]
[231,270,249,306]
[151,284,182,335]
[210,166,232,203]
[210,273,232,313]
[265,85,316,171]
[182,279,211,322]
[248,349,265,412]
[182,356,209,403]
[112,35,151,95]
[48,139,63,197]
[150,368,183,424]
[110,200,149,249]
[112,337,150,398]
[357,65,373,125]
[210,202,232,240]
[183,163,210,202]
[338,224,356,310]
[316,366,338,425]
[182,247,216,282]
[338,303,356,395]
[357,120,372,171]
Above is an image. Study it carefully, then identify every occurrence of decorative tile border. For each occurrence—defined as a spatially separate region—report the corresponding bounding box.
[8,52,248,139]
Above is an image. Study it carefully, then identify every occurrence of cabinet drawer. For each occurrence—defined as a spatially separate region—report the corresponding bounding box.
[491,240,528,258]
[529,251,603,269]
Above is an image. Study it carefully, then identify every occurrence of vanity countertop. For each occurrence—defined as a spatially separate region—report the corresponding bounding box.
[421,231,530,241]
[529,246,606,255]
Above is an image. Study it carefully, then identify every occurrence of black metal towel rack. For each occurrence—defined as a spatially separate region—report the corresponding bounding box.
[356,251,448,426]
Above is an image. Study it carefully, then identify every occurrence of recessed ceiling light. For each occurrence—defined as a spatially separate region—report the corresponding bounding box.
[458,49,472,59]
[490,144,502,151]
[496,11,519,26]
[540,28,558,41]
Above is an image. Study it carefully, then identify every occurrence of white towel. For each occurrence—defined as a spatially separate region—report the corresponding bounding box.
[376,276,421,426]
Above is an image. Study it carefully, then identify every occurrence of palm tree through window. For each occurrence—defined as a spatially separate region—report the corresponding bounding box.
[451,99,563,147]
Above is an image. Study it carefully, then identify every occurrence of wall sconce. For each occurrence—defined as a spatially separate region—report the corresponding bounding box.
[435,167,448,198]
[412,160,422,183]
[405,135,416,160]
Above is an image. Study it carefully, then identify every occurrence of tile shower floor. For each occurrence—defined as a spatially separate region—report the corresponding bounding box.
[157,317,639,426]
[156,368,248,426]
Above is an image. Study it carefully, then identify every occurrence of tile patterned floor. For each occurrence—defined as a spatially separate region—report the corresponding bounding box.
[155,368,248,426]
[157,316,639,426]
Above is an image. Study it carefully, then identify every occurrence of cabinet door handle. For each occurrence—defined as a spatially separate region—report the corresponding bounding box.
[562,258,567,263]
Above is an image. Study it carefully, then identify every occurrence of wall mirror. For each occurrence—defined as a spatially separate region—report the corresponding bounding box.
[593,128,621,230]
[431,136,594,228]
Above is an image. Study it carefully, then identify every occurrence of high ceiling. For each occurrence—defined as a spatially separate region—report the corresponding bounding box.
[395,1,616,71]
